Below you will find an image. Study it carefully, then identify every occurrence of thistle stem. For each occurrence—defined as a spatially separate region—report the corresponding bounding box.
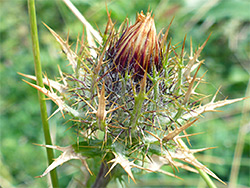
[27,0,59,187]
[196,168,217,188]
[92,161,114,188]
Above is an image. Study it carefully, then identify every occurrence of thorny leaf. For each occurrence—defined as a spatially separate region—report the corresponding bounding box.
[168,145,226,185]
[163,118,199,142]
[171,161,198,174]
[147,154,183,178]
[183,34,211,79]
[43,23,78,71]
[18,72,67,93]
[106,152,137,183]
[183,62,202,104]
[22,80,82,118]
[183,96,247,119]
[35,144,92,178]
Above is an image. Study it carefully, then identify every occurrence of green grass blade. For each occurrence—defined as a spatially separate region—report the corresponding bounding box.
[27,0,59,187]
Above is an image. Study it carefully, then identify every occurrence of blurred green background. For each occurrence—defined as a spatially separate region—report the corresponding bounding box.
[0,0,249,187]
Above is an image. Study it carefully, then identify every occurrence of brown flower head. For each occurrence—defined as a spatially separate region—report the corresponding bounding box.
[109,11,161,78]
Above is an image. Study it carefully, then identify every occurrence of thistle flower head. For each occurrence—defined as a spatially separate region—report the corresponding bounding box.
[21,7,246,187]
[108,11,161,79]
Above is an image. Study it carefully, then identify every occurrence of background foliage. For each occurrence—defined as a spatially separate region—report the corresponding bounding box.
[0,0,249,187]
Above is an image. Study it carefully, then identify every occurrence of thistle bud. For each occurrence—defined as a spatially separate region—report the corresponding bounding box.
[109,11,161,78]
[23,7,241,187]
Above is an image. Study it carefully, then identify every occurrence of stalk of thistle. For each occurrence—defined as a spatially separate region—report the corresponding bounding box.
[22,6,246,187]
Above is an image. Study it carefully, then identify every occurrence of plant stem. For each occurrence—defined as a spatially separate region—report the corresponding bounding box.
[196,167,217,188]
[27,0,59,187]
[92,161,114,188]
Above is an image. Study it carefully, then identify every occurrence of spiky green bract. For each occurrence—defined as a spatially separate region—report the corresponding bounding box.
[21,10,246,187]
